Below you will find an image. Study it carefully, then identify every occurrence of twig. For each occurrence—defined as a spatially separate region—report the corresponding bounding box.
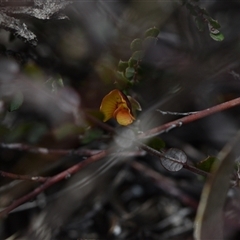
[157,109,198,116]
[0,149,108,218]
[139,97,240,138]
[139,142,209,178]
[0,143,102,156]
[0,171,48,183]
[0,150,145,183]
[83,114,209,177]
[84,112,115,133]
[5,95,236,215]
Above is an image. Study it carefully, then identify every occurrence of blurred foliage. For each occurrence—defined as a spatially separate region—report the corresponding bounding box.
[117,27,160,88]
[146,137,165,151]
[197,156,219,173]
[1,1,240,240]
[182,0,224,41]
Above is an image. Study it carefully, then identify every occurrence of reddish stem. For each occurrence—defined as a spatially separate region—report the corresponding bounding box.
[139,97,240,138]
[0,143,102,156]
[139,142,208,177]
[0,171,48,182]
[0,149,108,218]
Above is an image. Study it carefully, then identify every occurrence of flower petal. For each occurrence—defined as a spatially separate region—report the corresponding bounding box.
[100,89,125,122]
[115,107,135,126]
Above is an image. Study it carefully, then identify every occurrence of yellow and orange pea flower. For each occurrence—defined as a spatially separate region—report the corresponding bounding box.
[100,89,135,126]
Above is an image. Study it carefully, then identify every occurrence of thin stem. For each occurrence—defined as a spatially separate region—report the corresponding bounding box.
[157,109,198,116]
[0,171,48,182]
[0,143,102,156]
[183,164,209,178]
[84,112,115,133]
[139,97,240,138]
[138,142,209,178]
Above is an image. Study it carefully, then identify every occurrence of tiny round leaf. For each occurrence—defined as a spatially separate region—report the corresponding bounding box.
[208,18,221,29]
[143,36,157,49]
[132,51,143,61]
[130,38,142,52]
[125,67,135,79]
[118,60,129,72]
[160,148,187,172]
[144,27,160,38]
[128,57,137,68]
[210,32,224,41]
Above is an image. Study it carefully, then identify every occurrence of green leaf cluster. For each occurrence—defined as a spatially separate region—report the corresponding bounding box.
[2,122,47,143]
[117,27,160,87]
[182,0,224,41]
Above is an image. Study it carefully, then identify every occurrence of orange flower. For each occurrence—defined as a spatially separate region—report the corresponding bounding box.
[100,89,135,126]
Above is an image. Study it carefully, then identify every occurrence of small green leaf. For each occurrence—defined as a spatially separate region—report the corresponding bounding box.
[125,67,135,79]
[127,96,142,111]
[208,23,220,34]
[147,137,165,151]
[130,38,142,52]
[143,36,157,49]
[144,27,160,38]
[118,60,129,72]
[132,50,143,61]
[208,18,221,29]
[210,32,224,41]
[128,57,137,68]
[9,92,24,112]
[197,156,219,173]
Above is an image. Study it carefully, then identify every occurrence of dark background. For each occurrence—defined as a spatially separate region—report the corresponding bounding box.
[1,1,240,239]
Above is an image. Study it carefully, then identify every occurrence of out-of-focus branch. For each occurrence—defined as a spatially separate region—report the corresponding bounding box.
[3,96,240,216]
[131,161,198,209]
[139,142,209,178]
[0,143,102,156]
[0,171,48,183]
[0,149,108,218]
[0,142,145,158]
